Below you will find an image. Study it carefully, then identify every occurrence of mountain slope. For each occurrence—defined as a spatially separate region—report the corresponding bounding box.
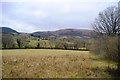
[54,29,93,37]
[0,27,19,33]
[0,27,94,38]
[31,29,94,38]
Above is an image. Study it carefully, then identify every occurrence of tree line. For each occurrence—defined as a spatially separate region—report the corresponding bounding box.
[1,33,90,51]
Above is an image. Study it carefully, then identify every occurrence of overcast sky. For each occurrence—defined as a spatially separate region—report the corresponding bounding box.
[0,0,119,33]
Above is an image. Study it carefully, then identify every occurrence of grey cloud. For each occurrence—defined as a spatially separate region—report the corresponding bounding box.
[1,0,119,32]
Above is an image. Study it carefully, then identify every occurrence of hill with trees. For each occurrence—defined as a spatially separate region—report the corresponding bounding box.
[1,27,93,50]
[31,29,94,39]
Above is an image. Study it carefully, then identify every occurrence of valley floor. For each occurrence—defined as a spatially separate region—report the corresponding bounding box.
[2,49,117,78]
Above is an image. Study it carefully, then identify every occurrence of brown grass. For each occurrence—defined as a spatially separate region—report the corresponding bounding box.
[2,49,116,78]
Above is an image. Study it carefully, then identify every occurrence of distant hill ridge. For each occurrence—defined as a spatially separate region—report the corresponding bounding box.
[32,28,94,38]
[0,27,19,34]
[1,27,94,38]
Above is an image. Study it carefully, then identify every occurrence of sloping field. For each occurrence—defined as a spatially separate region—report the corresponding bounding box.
[2,49,117,78]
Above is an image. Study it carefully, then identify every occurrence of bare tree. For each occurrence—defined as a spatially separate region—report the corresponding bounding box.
[93,6,120,35]
[17,34,29,48]
[2,33,15,48]
[92,3,120,74]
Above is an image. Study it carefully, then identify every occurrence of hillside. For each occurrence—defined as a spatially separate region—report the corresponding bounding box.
[31,29,94,38]
[1,27,94,39]
[0,27,19,34]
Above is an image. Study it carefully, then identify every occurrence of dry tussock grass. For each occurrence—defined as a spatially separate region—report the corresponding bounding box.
[2,49,115,78]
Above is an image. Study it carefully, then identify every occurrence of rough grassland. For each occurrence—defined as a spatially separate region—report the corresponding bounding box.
[2,49,117,78]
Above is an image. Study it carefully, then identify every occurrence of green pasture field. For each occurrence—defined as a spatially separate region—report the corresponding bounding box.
[2,49,117,78]
[28,40,55,48]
